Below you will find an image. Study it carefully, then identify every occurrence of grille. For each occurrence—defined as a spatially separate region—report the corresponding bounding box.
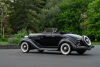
[68,37,77,45]
[79,40,85,46]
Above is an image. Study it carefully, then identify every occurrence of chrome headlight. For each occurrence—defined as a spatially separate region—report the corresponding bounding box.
[82,35,91,46]
[24,36,28,38]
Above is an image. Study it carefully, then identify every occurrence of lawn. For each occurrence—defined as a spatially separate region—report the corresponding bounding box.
[0,42,10,45]
[0,41,17,45]
[92,42,100,45]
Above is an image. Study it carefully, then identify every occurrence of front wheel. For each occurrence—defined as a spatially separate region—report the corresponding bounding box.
[60,43,71,55]
[77,50,86,55]
[21,42,30,53]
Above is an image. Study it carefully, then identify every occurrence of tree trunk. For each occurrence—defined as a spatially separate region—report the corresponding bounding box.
[3,26,4,38]
[1,21,2,34]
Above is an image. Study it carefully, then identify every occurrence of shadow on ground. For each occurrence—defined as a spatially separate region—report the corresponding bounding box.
[20,50,93,56]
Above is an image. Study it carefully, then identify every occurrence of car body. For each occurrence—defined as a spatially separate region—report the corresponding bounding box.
[19,28,94,55]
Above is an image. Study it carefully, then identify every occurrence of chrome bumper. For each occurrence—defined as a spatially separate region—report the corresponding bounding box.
[75,45,94,50]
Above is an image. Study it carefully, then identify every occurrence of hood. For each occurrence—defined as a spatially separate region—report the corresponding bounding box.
[64,34,82,40]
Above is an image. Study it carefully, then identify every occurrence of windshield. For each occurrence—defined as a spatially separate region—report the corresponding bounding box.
[43,28,57,33]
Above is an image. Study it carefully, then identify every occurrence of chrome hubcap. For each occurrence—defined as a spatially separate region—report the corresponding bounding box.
[23,44,27,50]
[62,45,68,52]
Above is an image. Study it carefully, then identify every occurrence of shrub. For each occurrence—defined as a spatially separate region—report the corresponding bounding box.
[8,37,23,44]
[1,38,8,42]
[8,29,31,44]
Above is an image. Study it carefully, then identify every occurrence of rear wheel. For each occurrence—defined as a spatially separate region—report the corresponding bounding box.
[21,42,30,53]
[60,43,71,55]
[77,50,86,55]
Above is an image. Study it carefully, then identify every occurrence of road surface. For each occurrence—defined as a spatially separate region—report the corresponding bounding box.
[0,45,100,67]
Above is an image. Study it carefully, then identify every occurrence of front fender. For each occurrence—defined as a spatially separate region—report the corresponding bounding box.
[58,38,77,49]
[19,37,39,49]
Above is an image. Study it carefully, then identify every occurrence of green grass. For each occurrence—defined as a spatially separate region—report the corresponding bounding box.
[0,41,18,45]
[92,42,100,45]
[0,41,10,45]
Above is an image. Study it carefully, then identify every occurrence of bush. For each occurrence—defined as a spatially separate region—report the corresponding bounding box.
[1,38,8,42]
[8,29,31,44]
[8,37,23,44]
[0,34,8,42]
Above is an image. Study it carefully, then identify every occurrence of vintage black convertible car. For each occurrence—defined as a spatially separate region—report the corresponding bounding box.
[19,28,94,55]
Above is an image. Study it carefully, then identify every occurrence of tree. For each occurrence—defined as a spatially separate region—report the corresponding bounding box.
[8,0,45,33]
[0,0,9,38]
[39,0,62,31]
[83,0,100,41]
[55,0,93,34]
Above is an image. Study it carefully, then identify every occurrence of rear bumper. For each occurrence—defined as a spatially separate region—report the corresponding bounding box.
[74,45,94,50]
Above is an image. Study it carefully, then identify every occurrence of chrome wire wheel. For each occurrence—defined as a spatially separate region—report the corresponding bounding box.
[60,43,71,55]
[21,42,30,53]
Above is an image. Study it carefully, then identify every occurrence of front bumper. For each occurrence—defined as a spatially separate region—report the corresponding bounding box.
[75,45,94,50]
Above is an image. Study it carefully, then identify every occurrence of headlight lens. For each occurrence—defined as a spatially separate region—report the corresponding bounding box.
[24,36,28,38]
[82,35,91,46]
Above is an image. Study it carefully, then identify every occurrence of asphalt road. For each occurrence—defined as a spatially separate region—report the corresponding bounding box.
[0,45,100,67]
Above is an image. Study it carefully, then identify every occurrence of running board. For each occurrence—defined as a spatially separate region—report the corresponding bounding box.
[38,48,58,51]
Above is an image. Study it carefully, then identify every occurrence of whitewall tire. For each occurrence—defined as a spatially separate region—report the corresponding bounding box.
[21,42,30,53]
[60,43,71,55]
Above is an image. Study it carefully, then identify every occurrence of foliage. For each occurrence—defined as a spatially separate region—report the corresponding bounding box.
[55,0,93,34]
[92,42,100,45]
[1,38,8,42]
[1,0,100,42]
[8,29,31,44]
[8,0,45,33]
[0,34,1,38]
[83,0,100,41]
[0,0,10,38]
[0,41,10,45]
[39,0,62,31]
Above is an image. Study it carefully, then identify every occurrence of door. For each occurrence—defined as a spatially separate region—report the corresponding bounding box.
[51,34,62,46]
[39,33,53,47]
[40,33,62,47]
